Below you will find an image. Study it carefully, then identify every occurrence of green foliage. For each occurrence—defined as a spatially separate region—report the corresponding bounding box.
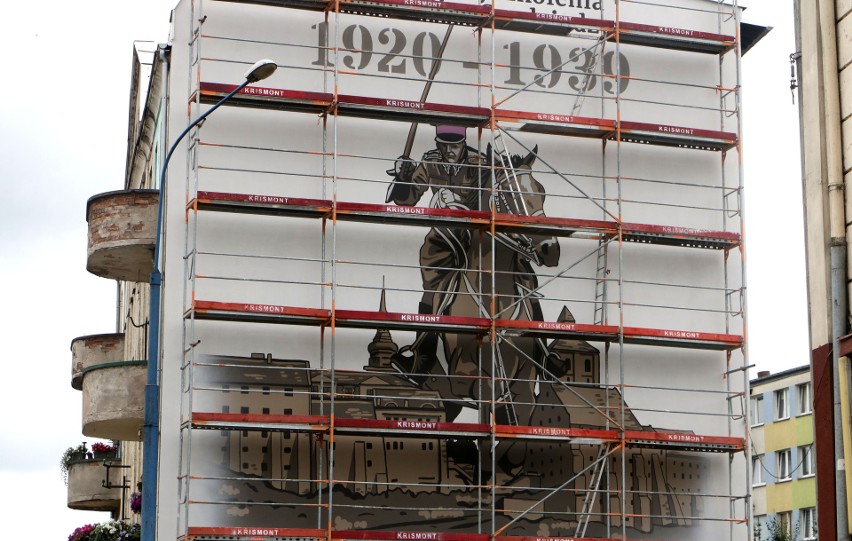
[756,516,799,541]
[60,443,89,485]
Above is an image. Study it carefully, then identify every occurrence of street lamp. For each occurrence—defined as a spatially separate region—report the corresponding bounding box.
[141,58,277,541]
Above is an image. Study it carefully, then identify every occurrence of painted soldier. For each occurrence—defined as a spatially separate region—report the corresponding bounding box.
[386,126,485,398]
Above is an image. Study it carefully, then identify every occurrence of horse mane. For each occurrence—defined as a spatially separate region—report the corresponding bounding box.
[484,144,539,169]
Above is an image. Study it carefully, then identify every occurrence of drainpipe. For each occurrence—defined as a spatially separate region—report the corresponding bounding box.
[141,45,170,541]
[818,0,849,539]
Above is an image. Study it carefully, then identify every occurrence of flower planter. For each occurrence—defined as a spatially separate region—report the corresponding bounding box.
[67,459,121,511]
[71,333,125,391]
[82,360,147,441]
[86,189,158,282]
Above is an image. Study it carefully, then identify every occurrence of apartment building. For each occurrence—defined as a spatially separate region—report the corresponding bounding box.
[751,366,816,541]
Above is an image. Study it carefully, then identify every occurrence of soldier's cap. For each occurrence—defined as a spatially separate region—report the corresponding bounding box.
[435,125,466,144]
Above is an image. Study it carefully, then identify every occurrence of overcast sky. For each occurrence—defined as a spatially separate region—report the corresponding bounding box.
[0,1,802,538]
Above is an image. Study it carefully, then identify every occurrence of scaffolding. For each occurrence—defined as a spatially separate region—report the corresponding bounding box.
[169,0,750,540]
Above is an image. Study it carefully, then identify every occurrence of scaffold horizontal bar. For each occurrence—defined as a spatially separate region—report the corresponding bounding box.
[192,192,741,249]
[190,301,743,350]
[199,83,738,151]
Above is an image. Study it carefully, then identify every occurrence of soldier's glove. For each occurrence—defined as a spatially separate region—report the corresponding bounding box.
[392,155,416,182]
[431,188,463,209]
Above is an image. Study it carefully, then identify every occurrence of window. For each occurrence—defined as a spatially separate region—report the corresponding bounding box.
[777,449,792,480]
[752,455,765,486]
[800,445,814,477]
[798,383,812,415]
[778,512,792,540]
[776,389,789,420]
[801,507,816,540]
[751,395,764,425]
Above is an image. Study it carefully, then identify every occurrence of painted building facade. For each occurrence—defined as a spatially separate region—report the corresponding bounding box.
[751,366,816,541]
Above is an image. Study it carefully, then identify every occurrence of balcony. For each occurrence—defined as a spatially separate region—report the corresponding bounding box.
[72,333,146,440]
[86,189,159,282]
[66,453,121,511]
[71,333,125,391]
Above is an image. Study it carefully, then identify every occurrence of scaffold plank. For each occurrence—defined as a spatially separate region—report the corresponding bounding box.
[335,532,489,541]
[336,93,489,126]
[210,0,328,11]
[192,412,329,432]
[190,301,743,351]
[191,192,741,249]
[335,308,490,333]
[618,21,736,55]
[334,417,490,437]
[623,429,745,452]
[338,0,491,26]
[186,527,326,541]
[497,536,619,541]
[622,222,741,250]
[497,319,742,351]
[191,301,331,326]
[492,10,611,37]
[496,109,615,139]
[195,191,332,218]
[199,83,333,114]
[495,424,616,445]
[618,120,737,151]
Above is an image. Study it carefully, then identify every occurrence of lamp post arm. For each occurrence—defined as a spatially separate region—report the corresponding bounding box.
[154,79,251,270]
